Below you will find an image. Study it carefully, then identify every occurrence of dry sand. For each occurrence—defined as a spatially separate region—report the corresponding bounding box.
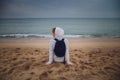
[0,37,120,80]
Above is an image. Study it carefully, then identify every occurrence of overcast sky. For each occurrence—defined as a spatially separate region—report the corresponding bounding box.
[0,0,120,18]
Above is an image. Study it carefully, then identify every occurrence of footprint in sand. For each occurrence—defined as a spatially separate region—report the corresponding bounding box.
[112,49,120,53]
[41,59,47,63]
[47,70,53,73]
[1,68,7,72]
[39,72,48,79]
[34,49,40,52]
[58,77,67,80]
[104,66,120,80]
[74,49,78,51]
[104,66,118,72]
[21,62,32,71]
[26,78,31,80]
[30,72,35,75]
[12,57,17,61]
[7,67,16,74]
[98,70,107,75]
[12,60,24,66]
[74,54,81,58]
[14,48,21,53]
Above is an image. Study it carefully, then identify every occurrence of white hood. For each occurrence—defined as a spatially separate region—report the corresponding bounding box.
[55,27,64,39]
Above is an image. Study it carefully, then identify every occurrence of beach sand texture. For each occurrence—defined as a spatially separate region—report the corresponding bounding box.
[0,38,120,80]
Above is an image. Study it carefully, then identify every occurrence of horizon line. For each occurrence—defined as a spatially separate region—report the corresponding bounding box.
[0,17,120,19]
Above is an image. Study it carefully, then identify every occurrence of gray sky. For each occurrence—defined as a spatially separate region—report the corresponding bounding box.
[0,0,120,18]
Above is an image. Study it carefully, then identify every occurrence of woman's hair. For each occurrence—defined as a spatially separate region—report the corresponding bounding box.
[52,27,56,33]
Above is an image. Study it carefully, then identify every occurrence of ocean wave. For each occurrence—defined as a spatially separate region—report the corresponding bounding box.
[0,34,120,38]
[0,34,52,38]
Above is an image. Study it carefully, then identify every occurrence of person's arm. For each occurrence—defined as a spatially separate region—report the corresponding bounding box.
[46,39,55,65]
[65,39,73,65]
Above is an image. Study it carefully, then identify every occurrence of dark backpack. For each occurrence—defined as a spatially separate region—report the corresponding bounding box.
[54,38,66,57]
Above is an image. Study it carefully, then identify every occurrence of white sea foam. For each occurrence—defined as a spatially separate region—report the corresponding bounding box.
[0,34,120,38]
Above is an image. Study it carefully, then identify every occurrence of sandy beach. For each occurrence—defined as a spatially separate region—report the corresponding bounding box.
[0,37,120,80]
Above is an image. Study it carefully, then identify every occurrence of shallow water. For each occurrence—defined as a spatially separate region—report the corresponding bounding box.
[0,18,120,38]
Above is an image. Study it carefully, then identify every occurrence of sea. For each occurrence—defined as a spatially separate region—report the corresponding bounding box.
[0,18,120,38]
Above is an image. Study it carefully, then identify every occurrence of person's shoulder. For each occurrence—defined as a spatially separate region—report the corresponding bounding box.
[64,38,69,42]
[49,38,56,43]
[64,38,68,40]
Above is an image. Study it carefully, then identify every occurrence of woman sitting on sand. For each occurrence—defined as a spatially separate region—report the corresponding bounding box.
[46,27,72,65]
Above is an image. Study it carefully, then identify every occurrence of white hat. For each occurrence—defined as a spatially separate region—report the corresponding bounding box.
[55,27,64,37]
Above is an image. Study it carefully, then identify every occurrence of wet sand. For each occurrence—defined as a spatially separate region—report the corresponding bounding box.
[0,37,120,80]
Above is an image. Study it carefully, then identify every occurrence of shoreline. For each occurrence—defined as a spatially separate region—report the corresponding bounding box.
[0,37,120,49]
[0,36,120,42]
